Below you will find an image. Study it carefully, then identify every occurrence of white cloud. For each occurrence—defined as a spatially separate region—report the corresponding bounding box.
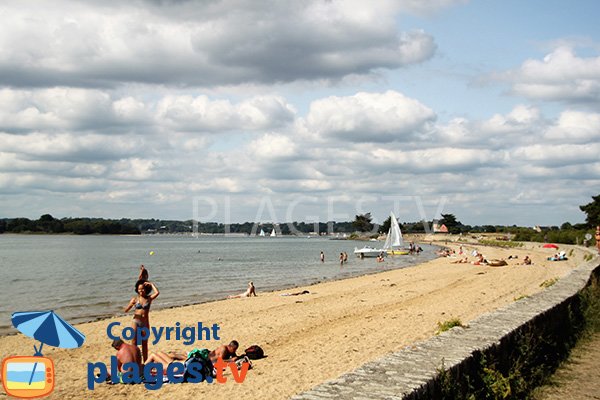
[156,94,295,132]
[0,132,144,161]
[504,46,600,104]
[248,133,298,160]
[0,88,151,133]
[306,90,436,142]
[0,1,438,88]
[544,110,600,143]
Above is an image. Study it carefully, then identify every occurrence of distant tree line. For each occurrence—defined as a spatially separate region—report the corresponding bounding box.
[0,214,142,235]
[1,195,597,242]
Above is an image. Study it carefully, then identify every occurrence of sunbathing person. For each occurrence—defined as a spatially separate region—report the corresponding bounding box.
[209,340,240,363]
[280,290,310,296]
[107,339,143,381]
[228,281,257,298]
[451,257,469,264]
[471,254,486,265]
[145,350,188,369]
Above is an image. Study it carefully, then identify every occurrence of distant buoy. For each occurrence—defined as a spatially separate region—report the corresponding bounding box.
[149,251,155,256]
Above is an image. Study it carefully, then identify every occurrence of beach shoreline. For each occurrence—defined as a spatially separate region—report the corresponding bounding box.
[0,240,590,399]
[0,242,439,337]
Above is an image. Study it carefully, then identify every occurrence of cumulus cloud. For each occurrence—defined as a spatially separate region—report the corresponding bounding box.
[0,133,144,162]
[305,90,436,143]
[0,88,152,134]
[502,46,600,104]
[544,110,600,143]
[0,0,437,88]
[156,95,296,132]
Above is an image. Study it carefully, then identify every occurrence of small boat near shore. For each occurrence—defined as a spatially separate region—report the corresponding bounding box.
[354,245,384,258]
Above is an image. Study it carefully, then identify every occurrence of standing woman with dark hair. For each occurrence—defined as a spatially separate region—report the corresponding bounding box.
[124,279,159,362]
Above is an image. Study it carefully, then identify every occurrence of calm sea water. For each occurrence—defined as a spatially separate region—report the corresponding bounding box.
[0,234,437,335]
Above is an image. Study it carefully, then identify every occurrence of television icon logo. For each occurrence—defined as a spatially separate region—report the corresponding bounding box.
[2,356,55,398]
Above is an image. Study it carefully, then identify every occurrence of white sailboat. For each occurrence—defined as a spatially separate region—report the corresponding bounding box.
[270,228,276,237]
[259,228,266,237]
[383,212,408,255]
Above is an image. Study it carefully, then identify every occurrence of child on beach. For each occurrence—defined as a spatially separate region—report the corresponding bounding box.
[124,279,160,362]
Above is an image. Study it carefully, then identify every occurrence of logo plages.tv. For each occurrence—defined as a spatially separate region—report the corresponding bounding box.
[2,311,85,399]
[87,321,251,390]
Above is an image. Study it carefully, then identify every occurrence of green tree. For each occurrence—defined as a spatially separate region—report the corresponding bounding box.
[438,213,463,234]
[439,213,459,228]
[580,194,600,227]
[379,216,391,234]
[352,213,374,232]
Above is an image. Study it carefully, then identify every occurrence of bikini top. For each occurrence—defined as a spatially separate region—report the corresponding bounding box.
[135,299,151,310]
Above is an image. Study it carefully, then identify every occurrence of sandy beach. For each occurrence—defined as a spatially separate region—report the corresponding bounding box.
[0,239,590,399]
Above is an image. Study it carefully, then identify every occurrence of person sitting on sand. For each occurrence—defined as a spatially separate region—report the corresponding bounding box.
[110,339,143,379]
[124,279,160,362]
[522,256,532,265]
[209,340,240,363]
[228,281,257,298]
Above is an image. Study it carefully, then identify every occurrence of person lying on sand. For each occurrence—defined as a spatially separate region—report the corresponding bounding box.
[209,340,240,363]
[451,257,469,264]
[228,281,257,298]
[145,350,188,369]
[280,290,310,296]
[471,254,487,265]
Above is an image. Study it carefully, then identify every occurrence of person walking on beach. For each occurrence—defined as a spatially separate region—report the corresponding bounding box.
[124,279,159,362]
[320,251,325,263]
[596,226,600,254]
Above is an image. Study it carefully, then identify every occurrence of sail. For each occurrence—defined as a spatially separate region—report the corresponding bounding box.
[383,212,403,250]
[270,228,276,237]
[259,229,266,237]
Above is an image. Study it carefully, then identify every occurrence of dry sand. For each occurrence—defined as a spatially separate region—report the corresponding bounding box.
[0,240,591,399]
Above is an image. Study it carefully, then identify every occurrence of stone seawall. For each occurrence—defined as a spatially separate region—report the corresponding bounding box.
[293,255,600,400]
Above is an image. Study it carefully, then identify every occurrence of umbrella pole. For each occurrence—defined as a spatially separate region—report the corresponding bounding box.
[28,342,44,385]
[33,342,44,356]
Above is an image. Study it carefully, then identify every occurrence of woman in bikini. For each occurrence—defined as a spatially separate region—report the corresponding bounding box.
[124,279,159,362]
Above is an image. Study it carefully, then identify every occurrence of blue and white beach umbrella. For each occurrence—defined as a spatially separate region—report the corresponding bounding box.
[11,310,86,356]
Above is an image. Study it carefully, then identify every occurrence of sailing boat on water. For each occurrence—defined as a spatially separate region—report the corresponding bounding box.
[270,228,277,237]
[383,212,408,255]
[259,228,266,237]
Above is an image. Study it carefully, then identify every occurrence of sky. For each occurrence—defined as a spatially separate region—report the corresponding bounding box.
[1,0,599,226]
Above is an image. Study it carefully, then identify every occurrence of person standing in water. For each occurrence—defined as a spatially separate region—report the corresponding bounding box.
[320,251,325,263]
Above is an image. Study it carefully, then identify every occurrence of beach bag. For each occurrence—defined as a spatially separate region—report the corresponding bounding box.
[244,345,265,360]
[183,348,213,382]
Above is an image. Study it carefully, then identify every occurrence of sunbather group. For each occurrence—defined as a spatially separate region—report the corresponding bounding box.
[115,265,252,384]
[547,251,568,261]
[110,338,246,382]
